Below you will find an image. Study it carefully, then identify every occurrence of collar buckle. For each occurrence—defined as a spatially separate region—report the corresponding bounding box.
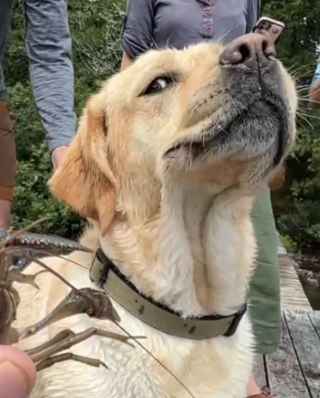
[90,248,112,287]
[223,303,247,337]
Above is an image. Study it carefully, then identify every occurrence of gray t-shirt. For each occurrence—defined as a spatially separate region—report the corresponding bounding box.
[122,0,261,60]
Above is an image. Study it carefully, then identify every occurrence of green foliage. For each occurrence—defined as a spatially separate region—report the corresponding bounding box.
[274,127,320,251]
[280,234,298,253]
[262,0,320,252]
[8,82,86,238]
[4,0,320,252]
[263,0,320,80]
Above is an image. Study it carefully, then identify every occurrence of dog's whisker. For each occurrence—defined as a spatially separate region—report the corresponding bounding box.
[296,113,314,130]
[299,98,320,105]
[289,63,314,75]
[297,109,320,120]
[217,23,242,44]
[300,86,320,99]
[114,322,197,398]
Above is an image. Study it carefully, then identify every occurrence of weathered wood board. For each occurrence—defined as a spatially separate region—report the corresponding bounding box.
[278,255,312,311]
[285,311,320,398]
[255,311,320,398]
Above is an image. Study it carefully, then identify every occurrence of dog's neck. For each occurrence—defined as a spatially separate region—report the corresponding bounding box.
[100,181,256,318]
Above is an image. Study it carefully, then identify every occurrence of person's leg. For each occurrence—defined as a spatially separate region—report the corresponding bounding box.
[247,189,281,397]
[0,0,17,228]
[24,0,76,157]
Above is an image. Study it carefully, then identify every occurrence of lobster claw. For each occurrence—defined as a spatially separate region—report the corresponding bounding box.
[2,232,93,272]
[20,288,120,340]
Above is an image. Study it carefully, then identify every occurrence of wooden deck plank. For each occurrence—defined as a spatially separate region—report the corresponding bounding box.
[279,255,312,311]
[256,242,318,396]
[309,312,320,339]
[285,311,320,398]
[265,313,311,398]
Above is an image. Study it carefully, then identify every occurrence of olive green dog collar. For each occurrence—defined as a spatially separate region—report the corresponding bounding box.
[90,248,246,340]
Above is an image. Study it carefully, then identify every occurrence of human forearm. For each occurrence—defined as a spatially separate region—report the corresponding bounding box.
[309,80,320,109]
[25,0,76,154]
[121,51,132,70]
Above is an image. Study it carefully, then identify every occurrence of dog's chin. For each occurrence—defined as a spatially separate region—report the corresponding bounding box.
[164,101,287,168]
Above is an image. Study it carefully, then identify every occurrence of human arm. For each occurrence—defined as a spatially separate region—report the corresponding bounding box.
[309,57,320,109]
[310,80,320,109]
[121,0,155,70]
[25,0,76,169]
[121,51,132,71]
[51,146,69,170]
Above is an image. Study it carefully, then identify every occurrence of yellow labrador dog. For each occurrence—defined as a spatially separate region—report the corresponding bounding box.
[15,33,297,398]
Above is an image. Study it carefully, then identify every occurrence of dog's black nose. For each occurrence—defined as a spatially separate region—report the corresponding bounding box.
[219,33,276,66]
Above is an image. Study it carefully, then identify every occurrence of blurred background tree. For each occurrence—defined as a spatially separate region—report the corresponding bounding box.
[4,0,320,252]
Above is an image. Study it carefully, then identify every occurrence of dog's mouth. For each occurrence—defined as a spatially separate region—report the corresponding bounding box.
[164,99,287,167]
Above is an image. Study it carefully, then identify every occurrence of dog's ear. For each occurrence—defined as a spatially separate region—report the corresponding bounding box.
[50,93,116,235]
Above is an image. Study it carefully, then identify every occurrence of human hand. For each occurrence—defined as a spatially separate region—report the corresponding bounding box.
[51,146,69,171]
[309,80,320,109]
[0,346,36,398]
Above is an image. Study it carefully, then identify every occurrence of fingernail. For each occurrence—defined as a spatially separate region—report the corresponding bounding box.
[0,361,29,398]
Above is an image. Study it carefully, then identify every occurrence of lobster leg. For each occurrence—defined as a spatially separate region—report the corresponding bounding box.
[17,283,146,372]
[36,353,108,372]
[20,287,121,339]
[25,330,73,356]
[0,224,147,373]
[9,270,47,289]
[27,327,144,371]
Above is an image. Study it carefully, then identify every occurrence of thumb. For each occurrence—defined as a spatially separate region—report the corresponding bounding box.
[0,346,36,398]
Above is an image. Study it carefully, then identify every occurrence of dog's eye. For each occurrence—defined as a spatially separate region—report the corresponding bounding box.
[143,76,175,95]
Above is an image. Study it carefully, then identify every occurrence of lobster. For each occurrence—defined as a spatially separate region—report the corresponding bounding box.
[0,218,139,371]
[0,218,197,398]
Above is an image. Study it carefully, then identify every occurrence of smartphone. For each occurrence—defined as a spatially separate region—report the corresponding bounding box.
[253,17,285,44]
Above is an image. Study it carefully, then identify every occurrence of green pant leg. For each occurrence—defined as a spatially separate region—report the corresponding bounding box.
[248,189,281,355]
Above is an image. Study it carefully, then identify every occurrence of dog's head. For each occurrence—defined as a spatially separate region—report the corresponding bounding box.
[50,34,297,233]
